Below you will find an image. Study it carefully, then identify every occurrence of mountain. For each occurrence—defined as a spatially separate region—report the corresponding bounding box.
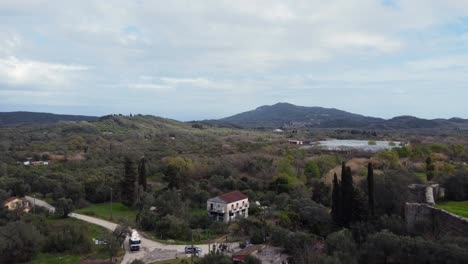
[214,103,465,129]
[0,111,99,126]
[217,102,383,128]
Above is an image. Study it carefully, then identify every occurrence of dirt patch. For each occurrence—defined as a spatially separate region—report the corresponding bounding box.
[48,152,86,162]
[323,158,377,185]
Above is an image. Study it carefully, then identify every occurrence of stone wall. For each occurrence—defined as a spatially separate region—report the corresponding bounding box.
[405,202,468,237]
[407,184,444,205]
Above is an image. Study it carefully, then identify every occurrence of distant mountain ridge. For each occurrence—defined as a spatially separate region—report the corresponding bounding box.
[2,105,467,129]
[0,111,99,126]
[214,103,468,129]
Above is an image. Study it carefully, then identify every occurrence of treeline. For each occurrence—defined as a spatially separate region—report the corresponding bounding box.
[0,211,96,263]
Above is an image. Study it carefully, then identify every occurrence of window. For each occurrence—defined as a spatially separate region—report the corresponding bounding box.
[210,203,213,210]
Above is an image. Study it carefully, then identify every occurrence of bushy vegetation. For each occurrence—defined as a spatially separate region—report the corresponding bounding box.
[1,116,468,263]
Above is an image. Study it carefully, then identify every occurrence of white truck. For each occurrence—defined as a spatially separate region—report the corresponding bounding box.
[129,229,141,251]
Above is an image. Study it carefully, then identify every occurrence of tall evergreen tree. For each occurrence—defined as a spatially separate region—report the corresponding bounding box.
[138,157,147,191]
[122,157,137,207]
[341,166,354,227]
[426,156,435,181]
[331,173,341,224]
[341,161,346,180]
[367,162,375,217]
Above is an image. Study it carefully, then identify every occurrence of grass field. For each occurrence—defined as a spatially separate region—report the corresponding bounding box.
[75,202,137,224]
[415,172,427,182]
[436,201,468,218]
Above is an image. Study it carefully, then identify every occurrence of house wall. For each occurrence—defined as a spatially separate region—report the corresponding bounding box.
[226,198,249,222]
[4,199,31,212]
[207,198,249,222]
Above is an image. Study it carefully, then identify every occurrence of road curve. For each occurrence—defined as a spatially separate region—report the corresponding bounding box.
[69,213,212,263]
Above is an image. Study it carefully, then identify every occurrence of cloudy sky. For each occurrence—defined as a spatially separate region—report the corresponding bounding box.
[1,0,468,120]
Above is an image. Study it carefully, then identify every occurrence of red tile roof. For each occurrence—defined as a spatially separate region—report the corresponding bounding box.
[3,197,18,204]
[217,191,248,203]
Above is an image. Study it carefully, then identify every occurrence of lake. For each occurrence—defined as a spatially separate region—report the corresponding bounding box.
[301,139,403,152]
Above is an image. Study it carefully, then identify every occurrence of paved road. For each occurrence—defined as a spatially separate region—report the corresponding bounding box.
[69,213,212,263]
[25,195,55,213]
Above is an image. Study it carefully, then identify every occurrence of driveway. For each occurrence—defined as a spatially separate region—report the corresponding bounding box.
[69,213,213,263]
[25,195,56,213]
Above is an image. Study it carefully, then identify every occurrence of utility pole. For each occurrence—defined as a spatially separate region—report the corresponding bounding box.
[110,187,113,220]
[33,194,36,214]
[109,232,113,264]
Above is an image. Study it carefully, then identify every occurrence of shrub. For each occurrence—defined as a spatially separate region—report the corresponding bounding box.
[44,221,92,254]
[155,215,191,240]
[0,222,43,263]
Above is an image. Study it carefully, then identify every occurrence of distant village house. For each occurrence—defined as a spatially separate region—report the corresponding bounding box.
[3,197,32,213]
[22,160,49,166]
[207,191,249,222]
[288,139,303,145]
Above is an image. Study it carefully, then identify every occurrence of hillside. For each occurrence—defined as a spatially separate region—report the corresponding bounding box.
[214,103,466,130]
[217,103,383,129]
[0,111,98,126]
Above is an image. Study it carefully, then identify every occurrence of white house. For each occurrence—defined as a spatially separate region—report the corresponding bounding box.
[288,139,303,145]
[207,191,249,222]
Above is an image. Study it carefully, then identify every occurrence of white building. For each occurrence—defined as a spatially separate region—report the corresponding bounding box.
[207,191,249,222]
[288,139,303,145]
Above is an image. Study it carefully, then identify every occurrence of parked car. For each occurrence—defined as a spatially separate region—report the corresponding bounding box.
[185,246,202,254]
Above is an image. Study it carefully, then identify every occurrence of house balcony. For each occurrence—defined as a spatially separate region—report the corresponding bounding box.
[208,208,225,214]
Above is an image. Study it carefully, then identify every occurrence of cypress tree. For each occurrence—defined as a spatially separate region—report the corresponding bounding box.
[341,161,346,180]
[122,156,137,207]
[331,173,341,224]
[367,162,375,217]
[138,157,147,191]
[426,157,435,181]
[341,166,354,226]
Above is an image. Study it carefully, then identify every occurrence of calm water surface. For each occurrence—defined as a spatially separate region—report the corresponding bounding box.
[302,139,403,152]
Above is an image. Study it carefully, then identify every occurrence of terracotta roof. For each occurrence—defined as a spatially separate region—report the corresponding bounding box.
[216,191,248,204]
[3,197,18,204]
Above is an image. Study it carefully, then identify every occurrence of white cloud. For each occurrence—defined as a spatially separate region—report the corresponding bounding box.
[2,0,468,118]
[326,32,402,53]
[406,56,468,71]
[129,77,221,92]
[0,57,88,87]
[129,83,173,91]
[0,33,22,56]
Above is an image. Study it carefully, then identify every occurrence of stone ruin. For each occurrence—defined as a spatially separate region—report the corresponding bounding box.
[406,183,468,237]
[407,183,445,205]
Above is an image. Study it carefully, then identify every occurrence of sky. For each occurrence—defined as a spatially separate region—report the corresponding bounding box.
[1,0,468,121]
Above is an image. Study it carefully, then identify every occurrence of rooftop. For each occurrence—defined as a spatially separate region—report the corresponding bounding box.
[211,191,248,204]
[4,197,20,204]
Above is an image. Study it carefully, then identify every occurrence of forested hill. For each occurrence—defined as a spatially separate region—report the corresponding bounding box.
[216,103,383,128]
[214,102,468,129]
[0,111,99,126]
